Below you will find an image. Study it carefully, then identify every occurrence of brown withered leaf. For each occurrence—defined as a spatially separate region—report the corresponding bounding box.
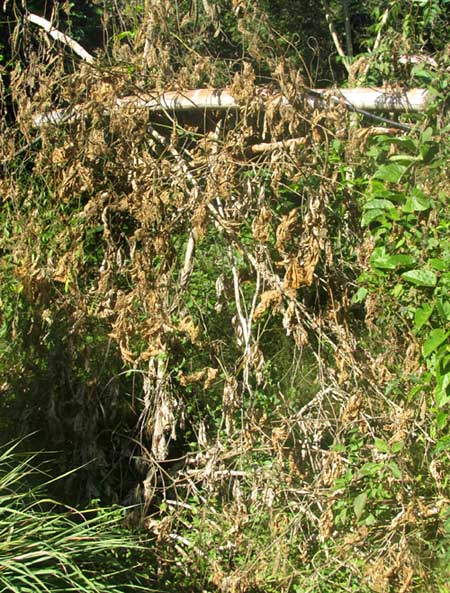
[178,315,201,344]
[178,367,218,389]
[53,252,76,284]
[253,289,282,320]
[192,203,208,239]
[275,208,298,253]
[252,206,272,243]
[283,258,315,290]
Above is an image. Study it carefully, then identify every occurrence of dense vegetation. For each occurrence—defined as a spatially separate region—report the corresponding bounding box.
[1,1,449,591]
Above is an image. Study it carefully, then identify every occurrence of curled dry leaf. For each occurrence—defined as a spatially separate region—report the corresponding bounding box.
[275,208,298,253]
[179,367,218,390]
[178,315,201,344]
[253,289,282,320]
[252,205,272,243]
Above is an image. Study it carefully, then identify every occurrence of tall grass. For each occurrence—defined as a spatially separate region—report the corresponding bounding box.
[0,440,151,592]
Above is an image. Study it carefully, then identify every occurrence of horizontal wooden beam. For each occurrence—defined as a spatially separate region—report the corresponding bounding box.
[32,87,429,127]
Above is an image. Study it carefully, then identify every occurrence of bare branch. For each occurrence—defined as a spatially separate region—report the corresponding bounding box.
[247,137,307,155]
[342,0,353,58]
[322,0,350,72]
[26,13,95,64]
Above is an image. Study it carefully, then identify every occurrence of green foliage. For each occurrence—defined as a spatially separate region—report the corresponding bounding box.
[0,440,152,592]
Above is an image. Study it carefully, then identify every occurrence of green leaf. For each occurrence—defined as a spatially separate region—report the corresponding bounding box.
[434,435,450,454]
[436,299,450,322]
[421,127,433,143]
[423,329,449,357]
[362,208,386,227]
[374,163,407,183]
[387,462,402,479]
[390,441,404,453]
[370,249,414,270]
[414,304,433,331]
[428,258,447,271]
[445,516,450,534]
[364,513,377,526]
[360,462,383,477]
[389,255,416,267]
[401,269,437,287]
[364,199,396,210]
[435,373,450,408]
[353,492,368,520]
[374,438,389,453]
[403,193,431,213]
[352,287,368,304]
[436,410,448,430]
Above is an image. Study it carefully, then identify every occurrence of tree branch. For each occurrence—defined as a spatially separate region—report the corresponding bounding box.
[342,0,353,58]
[322,0,350,72]
[26,13,95,64]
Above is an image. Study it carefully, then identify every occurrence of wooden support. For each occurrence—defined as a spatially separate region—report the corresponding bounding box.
[32,87,429,127]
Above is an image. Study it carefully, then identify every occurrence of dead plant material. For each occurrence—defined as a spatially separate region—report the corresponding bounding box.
[275,208,298,253]
[253,289,282,320]
[252,206,272,243]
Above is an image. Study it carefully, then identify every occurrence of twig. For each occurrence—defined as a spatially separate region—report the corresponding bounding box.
[342,0,353,58]
[362,7,390,78]
[322,0,350,72]
[26,13,95,64]
[372,7,390,53]
[247,137,307,155]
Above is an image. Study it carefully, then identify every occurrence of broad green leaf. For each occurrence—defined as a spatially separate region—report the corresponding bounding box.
[428,258,447,271]
[360,462,383,477]
[421,127,433,143]
[370,248,414,270]
[374,163,407,183]
[374,438,389,453]
[370,247,394,269]
[353,492,368,520]
[364,199,396,210]
[423,328,449,357]
[389,255,416,267]
[392,283,404,297]
[352,287,368,304]
[436,299,450,322]
[387,462,402,479]
[420,143,439,162]
[362,208,386,227]
[403,193,431,213]
[435,373,450,408]
[401,269,437,287]
[391,441,404,453]
[368,179,398,198]
[434,435,450,454]
[414,303,433,331]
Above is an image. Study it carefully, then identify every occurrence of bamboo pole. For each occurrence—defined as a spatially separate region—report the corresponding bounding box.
[32,87,429,127]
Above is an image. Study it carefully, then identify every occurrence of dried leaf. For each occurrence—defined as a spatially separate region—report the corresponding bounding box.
[252,206,272,243]
[253,289,282,320]
[275,208,298,253]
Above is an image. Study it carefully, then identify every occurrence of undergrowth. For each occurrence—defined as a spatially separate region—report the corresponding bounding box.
[0,1,449,592]
[0,439,152,592]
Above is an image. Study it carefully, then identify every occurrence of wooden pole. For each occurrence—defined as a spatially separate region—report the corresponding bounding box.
[32,87,429,127]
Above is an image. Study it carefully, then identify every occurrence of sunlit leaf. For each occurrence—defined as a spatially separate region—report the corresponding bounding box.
[423,329,449,357]
[402,269,437,287]
[353,492,368,520]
